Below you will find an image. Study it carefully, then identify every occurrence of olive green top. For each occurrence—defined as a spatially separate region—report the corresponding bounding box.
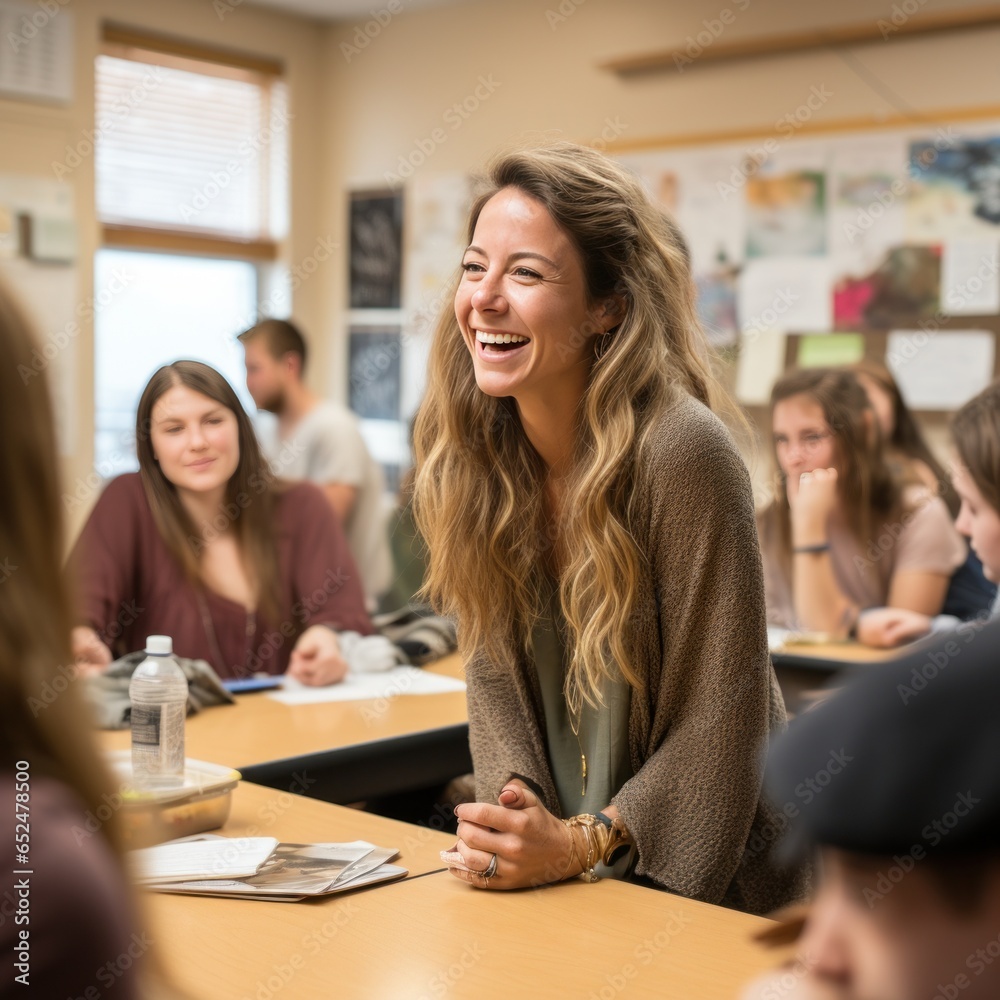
[532,586,634,875]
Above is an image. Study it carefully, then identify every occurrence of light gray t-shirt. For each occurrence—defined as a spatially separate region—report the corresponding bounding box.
[257,402,392,604]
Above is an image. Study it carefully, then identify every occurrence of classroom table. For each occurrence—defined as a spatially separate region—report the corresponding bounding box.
[770,639,911,716]
[99,654,472,803]
[141,782,782,1000]
[770,639,904,673]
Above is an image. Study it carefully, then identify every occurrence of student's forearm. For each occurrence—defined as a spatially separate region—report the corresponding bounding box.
[792,552,855,633]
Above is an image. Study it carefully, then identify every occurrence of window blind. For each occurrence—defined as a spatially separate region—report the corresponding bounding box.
[95,37,288,243]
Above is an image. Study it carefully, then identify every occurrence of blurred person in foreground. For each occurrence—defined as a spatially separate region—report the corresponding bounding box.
[740,617,1000,1000]
[0,278,148,997]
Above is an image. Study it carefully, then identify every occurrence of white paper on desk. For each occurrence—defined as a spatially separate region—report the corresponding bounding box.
[941,240,1000,315]
[267,665,466,705]
[129,836,278,883]
[886,330,995,410]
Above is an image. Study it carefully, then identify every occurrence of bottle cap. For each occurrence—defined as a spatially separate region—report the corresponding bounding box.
[145,635,173,655]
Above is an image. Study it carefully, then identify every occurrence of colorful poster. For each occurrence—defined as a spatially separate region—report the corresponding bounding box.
[746,171,826,258]
[695,252,740,348]
[833,245,941,329]
[908,136,1000,239]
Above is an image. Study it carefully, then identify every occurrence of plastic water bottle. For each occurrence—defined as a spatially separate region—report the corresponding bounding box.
[129,635,188,789]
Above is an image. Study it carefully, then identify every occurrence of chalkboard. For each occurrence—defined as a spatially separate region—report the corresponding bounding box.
[348,326,401,420]
[349,191,403,309]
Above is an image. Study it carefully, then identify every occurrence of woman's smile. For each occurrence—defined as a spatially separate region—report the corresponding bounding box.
[475,328,531,362]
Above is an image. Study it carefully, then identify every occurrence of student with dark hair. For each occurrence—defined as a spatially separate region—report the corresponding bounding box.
[758,368,965,639]
[70,360,372,683]
[741,617,1000,1000]
[240,318,393,606]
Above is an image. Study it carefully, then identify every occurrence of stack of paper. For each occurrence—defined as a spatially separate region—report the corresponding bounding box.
[130,837,278,884]
[129,836,406,902]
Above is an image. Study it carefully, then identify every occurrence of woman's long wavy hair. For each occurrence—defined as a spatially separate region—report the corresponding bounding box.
[135,361,283,626]
[760,368,903,582]
[412,141,725,711]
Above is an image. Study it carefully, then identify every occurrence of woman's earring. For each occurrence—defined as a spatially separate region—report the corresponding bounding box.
[593,328,615,361]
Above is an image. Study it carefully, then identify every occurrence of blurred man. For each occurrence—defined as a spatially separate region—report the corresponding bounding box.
[240,318,392,607]
[742,619,1000,1000]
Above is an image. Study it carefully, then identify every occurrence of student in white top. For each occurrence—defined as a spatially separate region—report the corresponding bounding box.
[858,379,1000,645]
[240,318,393,606]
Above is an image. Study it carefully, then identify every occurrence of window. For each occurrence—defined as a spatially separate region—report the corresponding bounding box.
[93,27,289,473]
[93,250,258,477]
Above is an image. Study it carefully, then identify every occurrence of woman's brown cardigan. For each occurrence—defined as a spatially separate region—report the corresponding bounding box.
[465,392,809,915]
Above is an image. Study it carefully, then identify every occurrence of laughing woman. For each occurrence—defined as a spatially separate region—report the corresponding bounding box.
[413,143,807,913]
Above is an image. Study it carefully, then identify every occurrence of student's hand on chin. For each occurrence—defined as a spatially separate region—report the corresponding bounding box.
[287,625,348,686]
[857,607,932,648]
[71,626,113,676]
[790,468,838,530]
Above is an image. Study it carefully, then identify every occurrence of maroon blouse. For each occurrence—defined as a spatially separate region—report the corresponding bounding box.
[69,474,373,679]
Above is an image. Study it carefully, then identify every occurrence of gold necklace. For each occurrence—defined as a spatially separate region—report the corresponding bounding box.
[567,690,587,799]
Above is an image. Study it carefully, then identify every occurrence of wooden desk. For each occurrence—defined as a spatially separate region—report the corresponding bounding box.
[771,640,902,673]
[101,654,471,803]
[771,640,907,716]
[145,783,778,1000]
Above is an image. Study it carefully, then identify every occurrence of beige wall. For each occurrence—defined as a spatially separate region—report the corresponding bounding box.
[3,0,998,531]
[322,0,1000,183]
[320,0,1000,479]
